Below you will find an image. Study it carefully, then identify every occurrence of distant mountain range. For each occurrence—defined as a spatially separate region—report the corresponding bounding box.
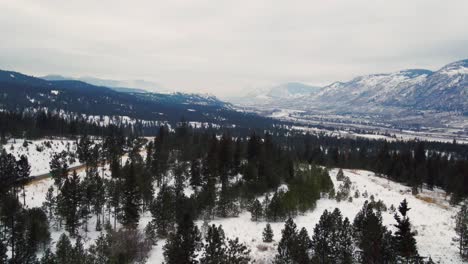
[232,59,468,115]
[0,70,275,128]
[42,75,168,94]
[229,82,321,106]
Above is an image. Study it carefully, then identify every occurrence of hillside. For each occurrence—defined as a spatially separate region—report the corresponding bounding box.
[233,59,468,114]
[0,69,276,129]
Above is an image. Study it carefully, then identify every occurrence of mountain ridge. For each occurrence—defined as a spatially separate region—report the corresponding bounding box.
[232,59,468,114]
[0,69,275,128]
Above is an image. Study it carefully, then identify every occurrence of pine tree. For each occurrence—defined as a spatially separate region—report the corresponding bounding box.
[263,223,274,243]
[455,202,468,258]
[233,138,242,175]
[120,162,141,228]
[393,199,418,260]
[56,234,74,264]
[87,233,111,264]
[73,236,88,262]
[16,155,31,205]
[10,209,38,264]
[354,201,395,263]
[201,224,226,264]
[43,186,56,222]
[216,182,232,218]
[311,209,334,263]
[336,168,345,181]
[150,184,175,237]
[24,208,51,253]
[77,134,92,174]
[226,237,251,264]
[58,170,82,236]
[145,221,158,246]
[0,239,6,264]
[274,217,298,263]
[218,132,233,181]
[49,151,69,188]
[190,159,202,187]
[295,227,311,263]
[163,214,201,264]
[337,217,354,264]
[250,199,263,221]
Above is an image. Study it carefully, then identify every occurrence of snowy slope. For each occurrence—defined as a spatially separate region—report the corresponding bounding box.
[148,169,463,263]
[4,139,80,176]
[19,144,463,263]
[307,70,432,110]
[232,59,468,115]
[230,82,321,107]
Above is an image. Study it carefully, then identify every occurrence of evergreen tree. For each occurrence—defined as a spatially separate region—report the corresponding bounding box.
[87,233,111,264]
[233,138,242,175]
[49,151,69,188]
[42,186,56,224]
[58,170,82,236]
[249,199,263,221]
[73,237,89,263]
[16,155,31,205]
[163,214,202,264]
[295,227,312,263]
[353,201,395,263]
[24,208,51,253]
[455,202,468,258]
[190,159,202,187]
[226,237,251,264]
[0,239,6,264]
[263,223,274,243]
[311,209,336,263]
[150,184,176,237]
[274,217,300,263]
[393,199,418,260]
[201,224,226,264]
[145,221,158,246]
[10,209,38,264]
[77,134,92,174]
[336,168,345,181]
[120,162,141,228]
[337,217,354,264]
[55,234,74,264]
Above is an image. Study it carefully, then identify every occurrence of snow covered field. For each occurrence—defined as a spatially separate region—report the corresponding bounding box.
[22,163,463,263]
[182,169,462,264]
[4,139,80,176]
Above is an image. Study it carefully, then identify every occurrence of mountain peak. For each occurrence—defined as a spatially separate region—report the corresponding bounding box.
[398,69,433,77]
[438,59,468,76]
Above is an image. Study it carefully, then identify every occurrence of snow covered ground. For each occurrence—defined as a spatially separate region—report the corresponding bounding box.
[175,169,461,264]
[4,139,80,176]
[20,147,462,263]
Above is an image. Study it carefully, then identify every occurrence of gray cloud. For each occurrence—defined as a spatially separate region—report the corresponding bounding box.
[1,0,467,97]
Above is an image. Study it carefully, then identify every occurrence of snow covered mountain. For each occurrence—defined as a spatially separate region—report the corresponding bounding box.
[42,75,169,94]
[303,69,434,112]
[233,59,468,114]
[229,82,321,106]
[0,69,274,128]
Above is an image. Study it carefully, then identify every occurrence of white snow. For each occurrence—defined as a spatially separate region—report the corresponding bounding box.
[4,139,80,176]
[21,157,463,263]
[441,66,468,76]
[144,169,464,263]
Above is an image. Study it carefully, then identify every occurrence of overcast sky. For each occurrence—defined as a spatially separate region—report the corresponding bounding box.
[1,0,467,97]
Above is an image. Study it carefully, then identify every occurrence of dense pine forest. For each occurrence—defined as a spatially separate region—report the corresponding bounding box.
[1,118,468,263]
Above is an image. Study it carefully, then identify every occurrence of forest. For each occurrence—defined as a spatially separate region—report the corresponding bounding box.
[1,118,468,263]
